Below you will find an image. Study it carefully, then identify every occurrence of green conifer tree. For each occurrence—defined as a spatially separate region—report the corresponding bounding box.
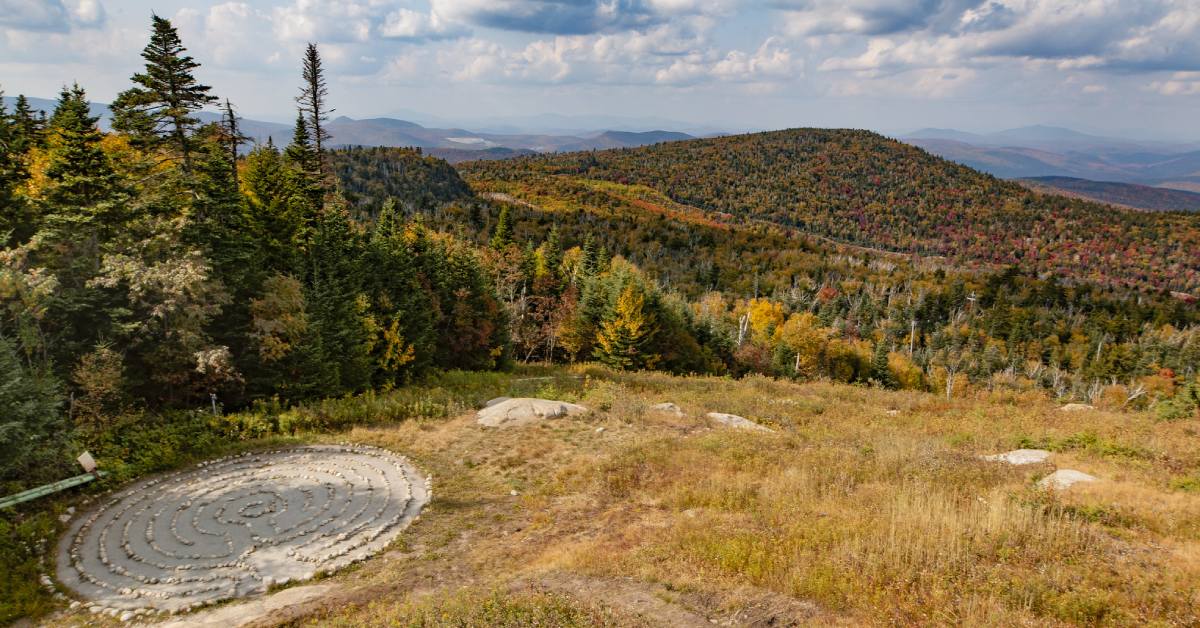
[490,205,514,249]
[111,14,216,173]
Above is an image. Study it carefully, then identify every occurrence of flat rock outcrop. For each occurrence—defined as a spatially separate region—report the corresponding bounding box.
[706,412,773,432]
[1060,403,1095,412]
[1039,469,1099,490]
[476,397,589,428]
[983,449,1052,465]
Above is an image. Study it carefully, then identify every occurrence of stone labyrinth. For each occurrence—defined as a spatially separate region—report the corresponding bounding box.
[57,445,430,616]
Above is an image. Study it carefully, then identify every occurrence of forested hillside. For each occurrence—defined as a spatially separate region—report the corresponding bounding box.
[463,130,1200,294]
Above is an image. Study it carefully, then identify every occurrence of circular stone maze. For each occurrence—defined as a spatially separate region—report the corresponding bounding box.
[56,445,430,617]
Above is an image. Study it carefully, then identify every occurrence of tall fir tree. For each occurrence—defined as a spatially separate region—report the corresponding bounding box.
[284,112,324,221]
[219,98,249,188]
[44,84,119,209]
[111,14,217,173]
[490,205,513,249]
[296,43,332,181]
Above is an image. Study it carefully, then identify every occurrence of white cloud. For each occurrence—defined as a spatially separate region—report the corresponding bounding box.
[0,0,105,32]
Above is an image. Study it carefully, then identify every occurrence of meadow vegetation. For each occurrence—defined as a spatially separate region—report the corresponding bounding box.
[32,364,1194,626]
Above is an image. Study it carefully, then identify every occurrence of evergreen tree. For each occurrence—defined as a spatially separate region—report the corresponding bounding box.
[581,234,600,276]
[284,112,323,211]
[44,84,119,209]
[490,205,514,249]
[219,98,249,188]
[296,43,332,180]
[10,94,45,152]
[111,14,217,173]
[872,341,895,388]
[306,206,372,394]
[543,226,563,282]
[594,284,658,370]
[0,335,66,485]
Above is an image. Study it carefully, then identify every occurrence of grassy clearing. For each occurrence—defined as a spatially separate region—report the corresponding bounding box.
[26,365,1200,626]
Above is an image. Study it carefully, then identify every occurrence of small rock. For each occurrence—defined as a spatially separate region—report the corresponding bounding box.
[595,427,606,433]
[119,610,134,622]
[509,490,519,497]
[706,412,773,432]
[1060,403,1095,412]
[983,449,1051,465]
[1039,469,1099,490]
[650,402,685,416]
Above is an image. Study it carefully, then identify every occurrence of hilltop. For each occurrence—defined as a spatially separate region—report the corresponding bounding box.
[462,128,1200,293]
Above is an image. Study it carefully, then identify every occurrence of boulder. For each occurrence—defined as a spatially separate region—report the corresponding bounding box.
[476,398,589,428]
[1039,469,1098,490]
[983,449,1051,465]
[1060,403,1095,412]
[649,402,684,416]
[706,412,773,432]
[483,396,511,408]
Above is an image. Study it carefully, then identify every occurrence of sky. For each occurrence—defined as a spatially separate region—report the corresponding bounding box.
[2,0,1199,138]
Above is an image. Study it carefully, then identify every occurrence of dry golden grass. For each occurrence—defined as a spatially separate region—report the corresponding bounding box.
[295,367,1200,625]
[51,366,1200,626]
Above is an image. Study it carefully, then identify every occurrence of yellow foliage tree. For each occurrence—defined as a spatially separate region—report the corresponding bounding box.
[594,284,658,370]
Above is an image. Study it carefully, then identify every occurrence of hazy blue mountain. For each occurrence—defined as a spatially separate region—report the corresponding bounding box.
[1020,176,1200,212]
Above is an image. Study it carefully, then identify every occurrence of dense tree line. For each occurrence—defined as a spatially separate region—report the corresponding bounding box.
[463,129,1200,294]
[0,17,505,487]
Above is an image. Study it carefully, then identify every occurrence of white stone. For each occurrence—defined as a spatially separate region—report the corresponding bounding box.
[706,412,773,432]
[1039,469,1099,490]
[983,449,1052,465]
[649,402,684,416]
[483,396,511,408]
[476,397,589,428]
[1060,403,1095,412]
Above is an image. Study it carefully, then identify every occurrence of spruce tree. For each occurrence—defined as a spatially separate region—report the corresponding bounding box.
[44,84,118,209]
[872,341,895,388]
[543,226,563,282]
[296,43,332,179]
[10,94,45,153]
[111,14,216,173]
[219,98,249,188]
[284,112,323,215]
[490,205,514,249]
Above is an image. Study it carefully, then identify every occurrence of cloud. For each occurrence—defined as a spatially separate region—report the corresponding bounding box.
[430,0,732,35]
[786,0,1200,74]
[380,8,466,41]
[1147,71,1200,96]
[0,0,105,32]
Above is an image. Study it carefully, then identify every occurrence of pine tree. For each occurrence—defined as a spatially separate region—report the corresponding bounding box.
[490,205,514,249]
[10,94,45,153]
[44,84,119,209]
[296,43,332,179]
[872,340,895,388]
[111,14,217,173]
[543,226,563,282]
[284,112,324,217]
[219,98,249,188]
[594,284,658,370]
[581,233,600,276]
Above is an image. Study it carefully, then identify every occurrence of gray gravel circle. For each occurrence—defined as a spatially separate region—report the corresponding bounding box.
[56,444,430,615]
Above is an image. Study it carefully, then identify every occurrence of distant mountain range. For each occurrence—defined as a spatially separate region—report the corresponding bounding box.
[2,96,698,156]
[1019,177,1200,212]
[903,125,1200,211]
